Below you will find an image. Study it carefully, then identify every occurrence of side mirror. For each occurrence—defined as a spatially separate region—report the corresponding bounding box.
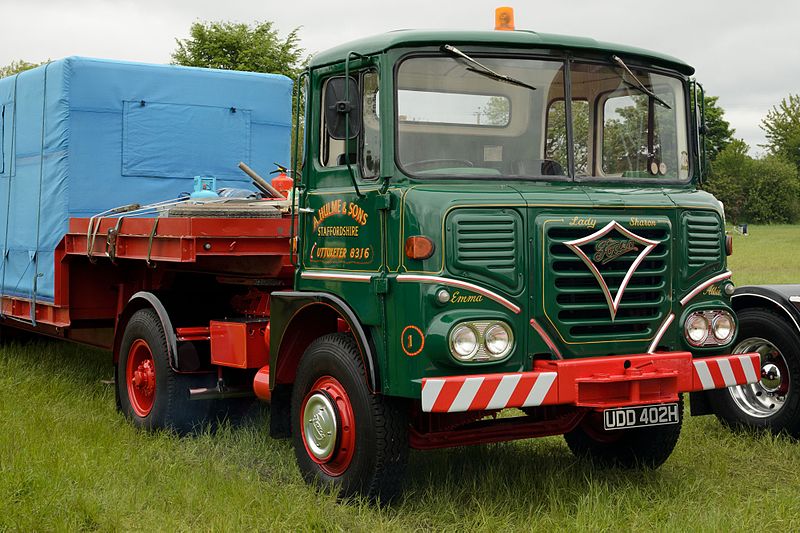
[324,76,361,140]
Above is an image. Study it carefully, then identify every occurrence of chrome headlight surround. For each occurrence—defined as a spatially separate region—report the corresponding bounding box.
[685,313,710,346]
[448,321,514,363]
[711,312,734,342]
[684,310,736,347]
[449,324,479,361]
[484,322,514,359]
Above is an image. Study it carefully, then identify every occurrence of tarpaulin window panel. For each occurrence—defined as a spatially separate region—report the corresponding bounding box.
[122,101,251,180]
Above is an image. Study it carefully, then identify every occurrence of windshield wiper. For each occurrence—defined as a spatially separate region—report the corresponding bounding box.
[441,44,537,91]
[611,55,671,109]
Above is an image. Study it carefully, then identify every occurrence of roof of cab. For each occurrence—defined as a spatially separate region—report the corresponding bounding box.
[309,29,694,76]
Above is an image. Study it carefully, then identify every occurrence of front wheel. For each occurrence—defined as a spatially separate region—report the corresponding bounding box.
[709,308,800,437]
[564,398,683,469]
[291,333,408,502]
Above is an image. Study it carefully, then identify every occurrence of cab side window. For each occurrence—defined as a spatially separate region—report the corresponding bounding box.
[360,71,380,179]
[319,76,355,167]
[319,70,380,179]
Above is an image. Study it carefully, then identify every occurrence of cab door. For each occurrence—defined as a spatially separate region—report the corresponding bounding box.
[298,67,387,326]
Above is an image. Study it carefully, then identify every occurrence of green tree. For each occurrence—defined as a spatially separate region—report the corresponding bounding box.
[706,139,800,224]
[601,94,679,177]
[481,96,509,126]
[745,156,800,223]
[702,95,735,163]
[761,94,800,171]
[602,95,649,175]
[172,21,303,79]
[173,21,306,166]
[705,139,750,222]
[544,100,589,175]
[0,59,45,79]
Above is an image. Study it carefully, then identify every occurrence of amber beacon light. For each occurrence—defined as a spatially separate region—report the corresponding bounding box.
[495,6,515,31]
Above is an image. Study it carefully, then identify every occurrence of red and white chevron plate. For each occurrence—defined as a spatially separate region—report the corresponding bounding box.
[422,372,558,413]
[692,353,761,390]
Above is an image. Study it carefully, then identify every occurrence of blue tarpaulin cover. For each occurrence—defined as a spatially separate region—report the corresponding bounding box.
[0,57,292,302]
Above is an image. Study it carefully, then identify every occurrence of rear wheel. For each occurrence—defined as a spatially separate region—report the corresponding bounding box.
[710,308,800,437]
[564,398,683,468]
[290,333,408,502]
[117,308,215,434]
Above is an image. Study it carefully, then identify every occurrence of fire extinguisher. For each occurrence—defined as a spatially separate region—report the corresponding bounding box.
[270,163,293,199]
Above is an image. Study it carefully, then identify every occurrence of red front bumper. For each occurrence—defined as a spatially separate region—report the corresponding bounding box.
[421,351,761,413]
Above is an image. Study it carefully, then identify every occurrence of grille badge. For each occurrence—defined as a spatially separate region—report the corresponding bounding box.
[564,221,659,321]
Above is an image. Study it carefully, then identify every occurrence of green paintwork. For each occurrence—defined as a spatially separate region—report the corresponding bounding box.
[309,29,695,75]
[293,32,731,400]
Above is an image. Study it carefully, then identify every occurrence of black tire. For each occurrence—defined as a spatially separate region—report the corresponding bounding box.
[290,333,408,502]
[709,308,800,437]
[117,308,215,434]
[564,397,683,469]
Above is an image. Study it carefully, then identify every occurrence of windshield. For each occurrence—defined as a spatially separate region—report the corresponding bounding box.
[571,62,689,180]
[395,55,690,182]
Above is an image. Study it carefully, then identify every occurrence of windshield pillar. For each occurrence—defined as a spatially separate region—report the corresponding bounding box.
[564,55,575,180]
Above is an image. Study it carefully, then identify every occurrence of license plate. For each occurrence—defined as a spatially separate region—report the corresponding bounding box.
[602,403,680,431]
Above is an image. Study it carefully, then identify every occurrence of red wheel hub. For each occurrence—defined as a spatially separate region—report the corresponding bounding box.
[300,376,355,476]
[126,339,156,417]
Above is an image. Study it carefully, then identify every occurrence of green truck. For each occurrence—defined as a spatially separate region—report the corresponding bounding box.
[275,28,758,499]
[0,26,766,502]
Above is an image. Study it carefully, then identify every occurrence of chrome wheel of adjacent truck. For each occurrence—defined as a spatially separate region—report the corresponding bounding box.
[291,333,408,502]
[116,308,215,434]
[728,337,788,418]
[711,308,800,437]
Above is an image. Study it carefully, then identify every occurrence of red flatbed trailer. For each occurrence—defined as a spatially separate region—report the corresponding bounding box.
[2,212,294,353]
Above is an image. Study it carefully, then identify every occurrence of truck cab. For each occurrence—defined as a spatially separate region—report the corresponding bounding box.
[267,29,759,498]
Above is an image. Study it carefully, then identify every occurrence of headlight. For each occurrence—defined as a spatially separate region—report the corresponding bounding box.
[484,323,513,357]
[450,324,479,360]
[685,314,709,345]
[449,321,514,362]
[684,310,736,347]
[712,312,734,342]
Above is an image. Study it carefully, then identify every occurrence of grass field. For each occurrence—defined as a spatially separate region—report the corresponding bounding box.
[727,224,800,285]
[2,224,799,531]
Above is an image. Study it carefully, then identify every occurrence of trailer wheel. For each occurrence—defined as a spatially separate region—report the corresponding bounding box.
[117,308,214,434]
[290,333,408,502]
[564,397,683,468]
[710,308,800,437]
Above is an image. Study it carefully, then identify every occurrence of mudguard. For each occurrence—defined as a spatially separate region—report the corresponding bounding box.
[114,291,179,369]
[269,291,379,392]
[732,285,800,334]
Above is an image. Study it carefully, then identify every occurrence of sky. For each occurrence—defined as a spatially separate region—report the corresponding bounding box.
[1,0,798,154]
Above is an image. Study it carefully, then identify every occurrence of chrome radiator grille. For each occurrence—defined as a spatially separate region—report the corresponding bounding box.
[545,224,670,340]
